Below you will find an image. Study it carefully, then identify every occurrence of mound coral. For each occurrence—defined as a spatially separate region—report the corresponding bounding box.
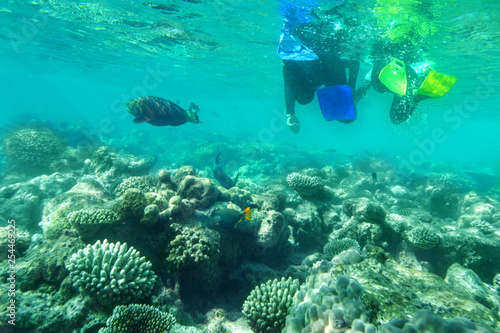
[286,172,325,196]
[66,239,156,305]
[323,238,361,259]
[404,226,440,249]
[66,208,119,240]
[283,273,374,333]
[167,225,220,269]
[2,127,65,169]
[177,175,220,209]
[242,277,300,333]
[114,175,157,197]
[99,304,175,333]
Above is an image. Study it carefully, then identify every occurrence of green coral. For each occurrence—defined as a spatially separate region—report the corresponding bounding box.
[116,188,147,222]
[1,127,65,169]
[242,277,300,333]
[99,304,175,333]
[323,238,361,259]
[166,225,219,269]
[66,239,156,305]
[115,175,157,197]
[404,226,440,249]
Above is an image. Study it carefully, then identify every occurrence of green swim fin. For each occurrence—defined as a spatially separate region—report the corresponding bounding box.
[415,70,457,98]
[378,58,407,95]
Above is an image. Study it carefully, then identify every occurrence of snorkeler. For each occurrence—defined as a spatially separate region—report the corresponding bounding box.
[362,58,457,124]
[277,1,368,134]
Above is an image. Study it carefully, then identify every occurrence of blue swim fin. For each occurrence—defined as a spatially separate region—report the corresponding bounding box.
[317,85,356,121]
[277,34,318,61]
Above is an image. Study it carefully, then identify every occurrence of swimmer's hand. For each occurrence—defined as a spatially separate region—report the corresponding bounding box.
[286,114,300,134]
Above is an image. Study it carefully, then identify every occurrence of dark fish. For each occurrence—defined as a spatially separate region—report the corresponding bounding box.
[371,172,377,180]
[126,96,200,127]
[213,152,239,189]
[211,204,252,230]
[324,148,337,153]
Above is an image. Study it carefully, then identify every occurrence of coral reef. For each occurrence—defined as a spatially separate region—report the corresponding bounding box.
[66,239,156,306]
[242,277,300,333]
[99,304,175,333]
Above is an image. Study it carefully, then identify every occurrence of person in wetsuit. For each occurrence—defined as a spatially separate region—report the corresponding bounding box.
[278,1,368,133]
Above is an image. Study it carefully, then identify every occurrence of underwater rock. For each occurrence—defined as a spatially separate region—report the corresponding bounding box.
[140,204,160,224]
[340,171,374,194]
[40,180,112,239]
[283,201,324,250]
[83,146,156,176]
[12,234,86,289]
[0,291,88,333]
[173,165,197,183]
[0,227,30,260]
[379,310,490,333]
[343,197,386,224]
[445,263,500,310]
[167,195,196,221]
[328,247,500,330]
[177,175,220,209]
[256,210,285,248]
[0,182,45,233]
[438,229,500,282]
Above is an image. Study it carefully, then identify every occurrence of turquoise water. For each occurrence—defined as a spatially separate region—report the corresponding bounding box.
[1,0,500,332]
[1,0,499,171]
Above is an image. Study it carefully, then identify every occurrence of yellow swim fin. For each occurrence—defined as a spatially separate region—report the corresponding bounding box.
[378,58,407,95]
[415,70,457,98]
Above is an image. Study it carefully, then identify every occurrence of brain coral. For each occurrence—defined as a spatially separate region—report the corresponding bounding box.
[99,304,175,333]
[286,172,325,196]
[242,277,300,333]
[1,127,65,169]
[66,239,156,305]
